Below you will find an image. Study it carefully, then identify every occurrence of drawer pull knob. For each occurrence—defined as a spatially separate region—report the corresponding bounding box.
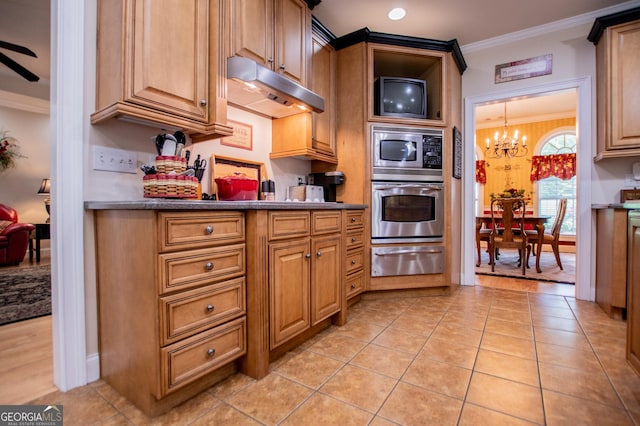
[206,304,214,312]
[200,99,207,106]
[317,251,322,257]
[351,260,356,264]
[205,225,214,234]
[205,262,214,271]
[351,237,356,242]
[351,283,356,289]
[305,253,311,259]
[207,348,216,357]
[351,217,356,222]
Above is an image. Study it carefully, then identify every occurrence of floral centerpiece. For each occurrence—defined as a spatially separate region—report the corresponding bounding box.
[0,129,25,172]
[490,187,528,211]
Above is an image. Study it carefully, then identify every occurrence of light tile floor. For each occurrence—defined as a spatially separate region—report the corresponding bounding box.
[28,279,640,425]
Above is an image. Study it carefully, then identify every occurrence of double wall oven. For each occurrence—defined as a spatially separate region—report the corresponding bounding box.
[370,124,445,277]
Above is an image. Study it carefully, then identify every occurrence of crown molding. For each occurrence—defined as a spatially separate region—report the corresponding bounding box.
[0,89,49,115]
[461,0,640,53]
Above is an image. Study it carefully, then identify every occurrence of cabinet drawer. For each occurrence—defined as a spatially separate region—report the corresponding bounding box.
[269,211,310,240]
[160,277,246,345]
[159,212,245,252]
[160,317,246,396]
[346,249,364,275]
[312,211,341,235]
[346,271,364,299]
[346,210,365,229]
[346,230,364,250]
[158,244,245,294]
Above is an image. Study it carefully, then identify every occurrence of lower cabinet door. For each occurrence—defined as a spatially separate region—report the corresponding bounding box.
[311,234,341,325]
[160,317,246,396]
[269,238,311,348]
[628,213,640,374]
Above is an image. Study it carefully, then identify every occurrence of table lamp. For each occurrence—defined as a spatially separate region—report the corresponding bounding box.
[37,178,50,223]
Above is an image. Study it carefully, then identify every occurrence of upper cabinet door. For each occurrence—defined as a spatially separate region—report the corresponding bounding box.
[274,0,309,85]
[228,0,273,68]
[131,0,209,121]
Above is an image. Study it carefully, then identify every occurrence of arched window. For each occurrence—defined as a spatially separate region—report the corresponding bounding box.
[537,132,576,235]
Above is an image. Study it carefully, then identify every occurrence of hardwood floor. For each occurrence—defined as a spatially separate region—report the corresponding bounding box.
[0,251,55,404]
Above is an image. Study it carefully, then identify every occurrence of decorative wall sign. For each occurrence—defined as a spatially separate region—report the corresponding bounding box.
[453,126,462,179]
[495,54,552,84]
[221,120,253,150]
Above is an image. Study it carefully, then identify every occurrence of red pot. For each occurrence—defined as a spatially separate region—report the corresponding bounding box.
[215,175,259,201]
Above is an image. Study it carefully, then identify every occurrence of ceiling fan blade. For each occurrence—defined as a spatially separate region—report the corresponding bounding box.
[0,40,37,58]
[0,52,40,82]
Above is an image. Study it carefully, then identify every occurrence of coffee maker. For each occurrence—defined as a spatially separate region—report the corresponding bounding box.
[308,171,345,202]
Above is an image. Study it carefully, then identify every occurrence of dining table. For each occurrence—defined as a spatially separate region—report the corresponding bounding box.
[476,214,550,273]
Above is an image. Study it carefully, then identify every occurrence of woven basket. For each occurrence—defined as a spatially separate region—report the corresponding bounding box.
[143,174,198,199]
[155,156,187,174]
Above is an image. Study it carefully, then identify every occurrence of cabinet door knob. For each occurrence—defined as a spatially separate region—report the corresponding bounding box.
[268,57,274,64]
[317,251,322,257]
[200,99,207,107]
[305,253,311,259]
[205,262,214,271]
[205,225,214,234]
[279,64,285,70]
[207,348,216,357]
[206,304,214,312]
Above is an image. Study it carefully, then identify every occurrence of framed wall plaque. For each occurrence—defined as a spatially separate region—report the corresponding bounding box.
[221,120,253,150]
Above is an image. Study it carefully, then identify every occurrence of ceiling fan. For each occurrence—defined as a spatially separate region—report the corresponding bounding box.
[0,40,39,82]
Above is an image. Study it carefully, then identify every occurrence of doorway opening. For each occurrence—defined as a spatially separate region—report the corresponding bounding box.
[462,77,593,301]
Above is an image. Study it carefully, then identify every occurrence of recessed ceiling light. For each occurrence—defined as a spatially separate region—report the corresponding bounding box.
[388,7,406,21]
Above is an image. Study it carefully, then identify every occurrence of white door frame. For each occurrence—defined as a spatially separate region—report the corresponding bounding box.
[51,0,88,390]
[461,77,594,301]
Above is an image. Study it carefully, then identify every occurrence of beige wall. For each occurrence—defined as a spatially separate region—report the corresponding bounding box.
[0,104,50,224]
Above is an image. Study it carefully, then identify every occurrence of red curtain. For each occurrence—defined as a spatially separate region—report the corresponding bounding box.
[530,153,576,181]
[475,160,487,184]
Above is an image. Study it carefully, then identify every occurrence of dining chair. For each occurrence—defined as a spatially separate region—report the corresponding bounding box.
[489,197,531,275]
[526,198,567,270]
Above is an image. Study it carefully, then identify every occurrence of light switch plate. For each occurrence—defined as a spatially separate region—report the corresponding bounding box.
[93,146,137,174]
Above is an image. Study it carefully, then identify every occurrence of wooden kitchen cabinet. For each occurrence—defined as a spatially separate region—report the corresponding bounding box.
[91,0,232,138]
[345,210,366,300]
[227,0,310,86]
[94,210,246,416]
[270,23,337,163]
[590,10,640,160]
[268,211,341,348]
[627,211,640,375]
[595,208,628,319]
[244,208,348,379]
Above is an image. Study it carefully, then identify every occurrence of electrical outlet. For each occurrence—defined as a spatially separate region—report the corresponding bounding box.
[93,146,137,174]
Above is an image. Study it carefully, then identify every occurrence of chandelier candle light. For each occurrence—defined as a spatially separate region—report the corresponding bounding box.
[485,102,527,159]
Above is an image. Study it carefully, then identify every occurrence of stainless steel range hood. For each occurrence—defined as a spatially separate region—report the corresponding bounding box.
[227,56,324,118]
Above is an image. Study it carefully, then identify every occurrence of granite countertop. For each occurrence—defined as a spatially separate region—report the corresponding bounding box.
[592,202,640,209]
[85,199,367,210]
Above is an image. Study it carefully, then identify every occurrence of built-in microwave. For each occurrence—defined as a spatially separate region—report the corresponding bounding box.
[372,124,443,182]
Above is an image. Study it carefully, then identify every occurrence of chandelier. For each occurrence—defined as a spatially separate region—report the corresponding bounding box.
[484,102,527,159]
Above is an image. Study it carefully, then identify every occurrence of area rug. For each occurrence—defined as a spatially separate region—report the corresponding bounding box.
[475,248,575,284]
[0,264,51,325]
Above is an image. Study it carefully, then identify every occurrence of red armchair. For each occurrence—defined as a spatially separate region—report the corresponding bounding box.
[0,204,35,266]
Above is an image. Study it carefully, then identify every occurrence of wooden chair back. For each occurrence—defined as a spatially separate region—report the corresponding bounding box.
[490,197,526,242]
[549,198,568,239]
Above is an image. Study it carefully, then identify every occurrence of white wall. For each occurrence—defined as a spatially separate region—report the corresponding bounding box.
[462,12,640,205]
[0,103,50,224]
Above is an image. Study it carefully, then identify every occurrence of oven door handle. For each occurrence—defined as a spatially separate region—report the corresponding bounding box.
[374,248,443,256]
[374,185,443,191]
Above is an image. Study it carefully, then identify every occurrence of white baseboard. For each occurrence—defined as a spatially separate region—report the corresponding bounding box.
[86,352,100,383]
